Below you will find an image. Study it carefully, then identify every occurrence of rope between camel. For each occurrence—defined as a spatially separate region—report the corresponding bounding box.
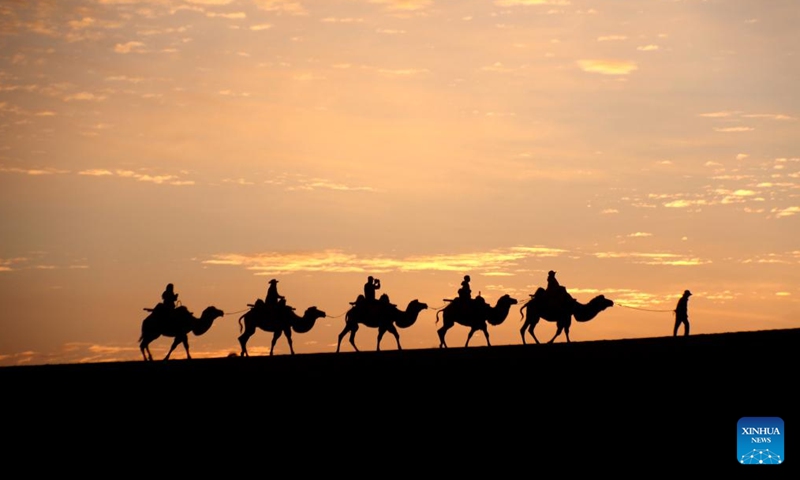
[223,308,251,316]
[616,303,675,314]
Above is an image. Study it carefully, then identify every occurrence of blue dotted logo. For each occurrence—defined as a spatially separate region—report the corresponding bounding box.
[738,417,784,465]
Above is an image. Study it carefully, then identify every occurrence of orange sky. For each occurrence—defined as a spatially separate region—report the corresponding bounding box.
[1,0,798,366]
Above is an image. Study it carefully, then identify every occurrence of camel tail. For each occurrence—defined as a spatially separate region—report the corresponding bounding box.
[435,309,442,324]
[519,302,528,322]
[238,313,246,333]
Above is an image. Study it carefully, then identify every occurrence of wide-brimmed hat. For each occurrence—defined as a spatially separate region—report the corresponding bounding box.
[684,290,692,296]
[269,279,278,284]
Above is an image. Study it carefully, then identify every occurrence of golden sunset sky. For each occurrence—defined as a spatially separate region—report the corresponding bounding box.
[1,0,798,366]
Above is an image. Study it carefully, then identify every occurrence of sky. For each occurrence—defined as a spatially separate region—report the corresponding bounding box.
[1,0,798,366]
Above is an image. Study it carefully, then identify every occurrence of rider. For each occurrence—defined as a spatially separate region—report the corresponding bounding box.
[546,271,560,292]
[364,276,380,303]
[265,279,285,307]
[161,283,178,310]
[458,275,472,301]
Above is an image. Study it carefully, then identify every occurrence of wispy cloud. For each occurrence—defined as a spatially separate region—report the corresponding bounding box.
[714,127,754,132]
[594,251,711,266]
[770,206,800,218]
[699,111,741,118]
[577,59,638,75]
[254,0,308,15]
[78,169,194,186]
[495,0,572,5]
[114,41,146,54]
[637,45,659,51]
[203,245,569,275]
[597,35,627,41]
[0,166,69,175]
[369,0,433,11]
[63,92,107,102]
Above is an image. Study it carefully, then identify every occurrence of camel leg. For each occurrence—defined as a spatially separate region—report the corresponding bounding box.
[238,327,256,357]
[466,327,477,347]
[437,323,451,348]
[336,324,351,353]
[547,324,562,344]
[270,330,283,356]
[140,338,154,361]
[164,336,182,360]
[527,317,541,344]
[377,326,386,351]
[183,338,191,359]
[285,328,295,355]
[349,324,360,352]
[564,320,571,343]
[482,326,491,347]
[387,324,401,350]
[520,321,529,345]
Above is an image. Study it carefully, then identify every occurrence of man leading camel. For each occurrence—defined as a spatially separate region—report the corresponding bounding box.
[673,290,692,336]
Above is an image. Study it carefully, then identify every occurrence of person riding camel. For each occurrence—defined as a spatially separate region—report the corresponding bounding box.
[458,275,472,301]
[162,283,178,309]
[364,276,380,303]
[545,270,569,306]
[265,279,285,306]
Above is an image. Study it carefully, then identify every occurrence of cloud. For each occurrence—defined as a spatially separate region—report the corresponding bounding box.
[594,251,711,266]
[495,0,572,5]
[285,178,376,192]
[203,245,569,275]
[369,0,433,11]
[597,35,627,41]
[771,206,800,218]
[637,45,659,51]
[577,59,638,75]
[321,17,365,23]
[714,127,754,132]
[63,92,107,102]
[114,41,146,53]
[377,68,429,76]
[250,24,272,31]
[627,232,652,237]
[741,113,795,121]
[78,169,193,186]
[698,111,740,118]
[0,166,69,175]
[185,0,235,4]
[206,12,247,19]
[254,0,307,15]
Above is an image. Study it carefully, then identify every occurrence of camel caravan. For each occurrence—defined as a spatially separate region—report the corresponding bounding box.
[138,271,615,361]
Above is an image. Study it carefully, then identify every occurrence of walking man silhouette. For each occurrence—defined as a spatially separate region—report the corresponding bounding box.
[673,290,691,336]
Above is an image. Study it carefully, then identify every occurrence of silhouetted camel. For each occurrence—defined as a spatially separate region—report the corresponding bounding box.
[519,287,614,344]
[336,298,428,352]
[139,305,225,361]
[436,294,518,348]
[238,304,327,356]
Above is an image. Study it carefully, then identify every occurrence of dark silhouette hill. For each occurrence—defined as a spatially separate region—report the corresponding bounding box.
[2,328,796,473]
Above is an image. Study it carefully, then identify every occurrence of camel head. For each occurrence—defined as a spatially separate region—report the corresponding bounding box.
[497,294,519,307]
[593,295,614,311]
[408,299,429,313]
[202,306,225,320]
[305,306,327,319]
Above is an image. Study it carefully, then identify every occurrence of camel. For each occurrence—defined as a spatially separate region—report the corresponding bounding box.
[238,303,327,356]
[519,287,614,344]
[139,305,225,361]
[336,297,428,352]
[436,294,518,348]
